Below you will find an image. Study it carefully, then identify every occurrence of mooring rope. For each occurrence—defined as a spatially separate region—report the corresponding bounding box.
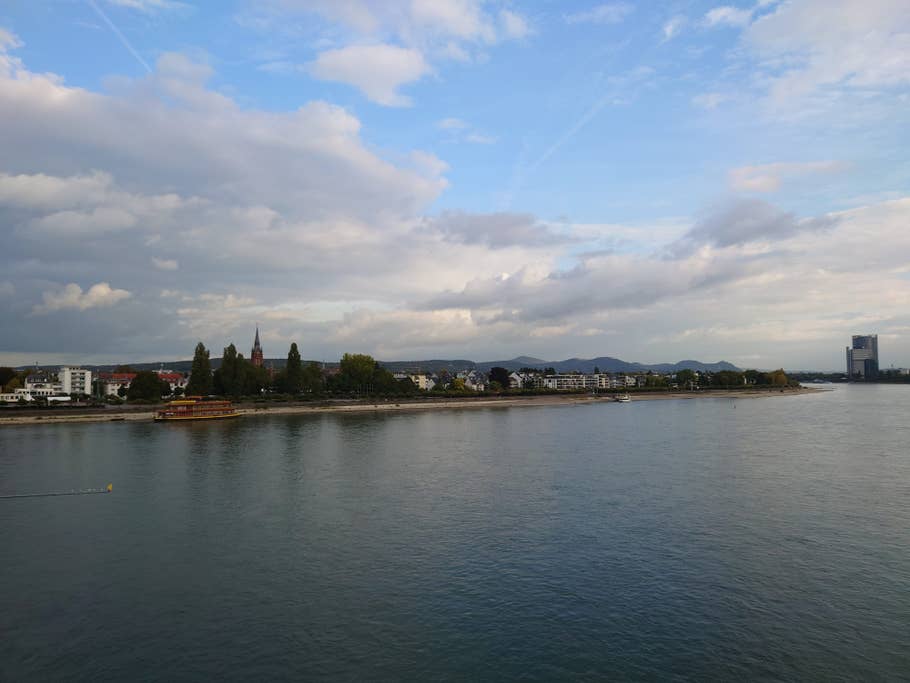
[0,483,112,500]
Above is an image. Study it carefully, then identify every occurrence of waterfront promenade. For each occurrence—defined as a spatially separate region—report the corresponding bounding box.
[0,387,818,426]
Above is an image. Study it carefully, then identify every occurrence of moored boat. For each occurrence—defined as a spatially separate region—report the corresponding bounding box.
[155,396,239,421]
[614,393,632,402]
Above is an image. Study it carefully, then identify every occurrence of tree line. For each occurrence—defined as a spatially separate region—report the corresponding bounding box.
[177,343,418,400]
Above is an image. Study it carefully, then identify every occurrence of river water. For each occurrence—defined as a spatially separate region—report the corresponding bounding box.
[1,384,908,680]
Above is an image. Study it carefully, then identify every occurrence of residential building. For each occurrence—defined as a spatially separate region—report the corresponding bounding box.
[24,375,62,397]
[846,334,879,379]
[156,370,188,393]
[60,367,91,395]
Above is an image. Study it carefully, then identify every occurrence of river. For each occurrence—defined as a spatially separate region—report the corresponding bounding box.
[1,384,908,680]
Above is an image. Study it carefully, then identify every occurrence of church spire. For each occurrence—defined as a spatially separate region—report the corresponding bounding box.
[251,325,264,367]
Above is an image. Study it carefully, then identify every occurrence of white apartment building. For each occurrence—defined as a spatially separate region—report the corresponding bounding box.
[60,367,92,395]
[538,373,641,391]
[24,377,62,397]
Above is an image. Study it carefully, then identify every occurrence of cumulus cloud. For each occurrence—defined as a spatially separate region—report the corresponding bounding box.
[704,6,753,27]
[243,1,532,106]
[32,282,132,314]
[0,27,22,51]
[691,92,730,110]
[676,198,836,251]
[30,206,138,236]
[151,257,178,271]
[499,9,531,39]
[744,0,910,106]
[564,3,633,25]
[427,211,570,248]
[437,117,468,130]
[661,16,686,41]
[436,117,496,144]
[3,27,910,370]
[105,0,188,11]
[308,44,431,106]
[729,161,848,192]
[276,0,525,47]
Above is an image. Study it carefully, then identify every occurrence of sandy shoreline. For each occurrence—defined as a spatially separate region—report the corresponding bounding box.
[0,387,821,426]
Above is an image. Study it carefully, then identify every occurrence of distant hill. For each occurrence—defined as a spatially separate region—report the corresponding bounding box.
[375,356,739,374]
[16,356,740,375]
[473,357,740,374]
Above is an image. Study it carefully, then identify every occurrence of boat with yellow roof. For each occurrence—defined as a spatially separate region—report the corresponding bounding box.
[154,396,239,421]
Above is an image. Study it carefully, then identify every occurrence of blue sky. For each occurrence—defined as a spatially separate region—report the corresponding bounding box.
[1,1,909,369]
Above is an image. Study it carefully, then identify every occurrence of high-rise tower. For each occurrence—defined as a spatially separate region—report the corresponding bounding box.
[251,326,264,368]
[846,334,878,379]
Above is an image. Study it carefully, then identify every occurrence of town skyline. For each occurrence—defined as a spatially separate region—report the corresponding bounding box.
[1,1,909,370]
[3,325,889,375]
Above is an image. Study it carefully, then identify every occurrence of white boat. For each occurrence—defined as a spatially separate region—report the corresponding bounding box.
[614,393,631,402]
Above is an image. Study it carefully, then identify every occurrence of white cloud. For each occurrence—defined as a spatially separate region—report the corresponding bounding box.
[704,6,753,27]
[104,0,188,11]
[437,117,468,130]
[0,27,22,51]
[465,133,497,144]
[33,282,132,314]
[30,206,138,236]
[744,0,910,106]
[691,92,731,110]
[565,3,634,25]
[661,16,686,41]
[278,0,527,45]
[248,0,531,102]
[729,161,848,192]
[308,44,431,106]
[499,9,531,39]
[3,27,910,369]
[437,117,496,144]
[151,257,178,271]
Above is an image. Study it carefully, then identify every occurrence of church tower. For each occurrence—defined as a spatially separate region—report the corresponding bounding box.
[251,326,264,368]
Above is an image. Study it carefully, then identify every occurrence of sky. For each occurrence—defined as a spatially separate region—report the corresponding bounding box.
[0,0,909,370]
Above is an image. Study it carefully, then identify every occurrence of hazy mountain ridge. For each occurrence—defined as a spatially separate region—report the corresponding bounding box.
[16,357,740,374]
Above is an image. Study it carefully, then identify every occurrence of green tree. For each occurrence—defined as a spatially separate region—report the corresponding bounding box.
[185,342,213,396]
[243,364,270,396]
[4,375,22,392]
[451,377,466,391]
[768,369,789,386]
[214,344,247,398]
[339,353,377,392]
[713,370,745,387]
[488,366,511,388]
[645,373,667,387]
[285,343,303,393]
[743,369,764,385]
[397,377,418,394]
[0,367,16,389]
[676,369,697,388]
[300,361,323,394]
[127,371,167,401]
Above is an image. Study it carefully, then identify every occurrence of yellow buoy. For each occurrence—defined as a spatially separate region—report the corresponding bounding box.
[107,483,113,492]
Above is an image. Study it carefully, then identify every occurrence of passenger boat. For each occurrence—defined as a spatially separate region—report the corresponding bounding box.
[154,396,239,421]
[614,393,632,402]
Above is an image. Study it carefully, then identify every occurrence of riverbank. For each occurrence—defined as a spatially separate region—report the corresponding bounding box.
[0,386,820,426]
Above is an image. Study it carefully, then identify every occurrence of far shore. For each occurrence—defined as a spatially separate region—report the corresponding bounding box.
[0,386,821,427]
